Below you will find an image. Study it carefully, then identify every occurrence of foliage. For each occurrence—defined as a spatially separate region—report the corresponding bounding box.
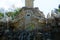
[6,12,14,20]
[0,13,4,19]
[55,5,60,13]
[58,8,60,12]
[14,8,21,16]
[6,8,21,19]
[6,12,14,16]
[26,23,35,30]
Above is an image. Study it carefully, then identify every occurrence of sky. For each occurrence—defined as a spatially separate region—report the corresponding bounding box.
[0,0,60,17]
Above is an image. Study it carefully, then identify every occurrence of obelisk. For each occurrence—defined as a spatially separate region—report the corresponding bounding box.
[25,0,34,8]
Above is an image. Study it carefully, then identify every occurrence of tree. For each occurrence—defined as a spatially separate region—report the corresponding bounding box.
[14,8,21,16]
[6,12,14,16]
[6,8,21,20]
[54,4,60,13]
[58,8,60,12]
